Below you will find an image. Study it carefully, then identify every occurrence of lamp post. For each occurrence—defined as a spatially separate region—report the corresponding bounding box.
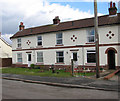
[94,0,100,78]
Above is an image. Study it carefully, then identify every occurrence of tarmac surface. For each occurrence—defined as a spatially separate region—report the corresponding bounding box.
[2,79,119,99]
[2,73,120,92]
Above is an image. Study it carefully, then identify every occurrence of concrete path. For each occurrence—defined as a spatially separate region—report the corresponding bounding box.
[2,73,119,92]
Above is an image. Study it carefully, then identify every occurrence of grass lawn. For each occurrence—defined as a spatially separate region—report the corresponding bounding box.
[2,67,96,77]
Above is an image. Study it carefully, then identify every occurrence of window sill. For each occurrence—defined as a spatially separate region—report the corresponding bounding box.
[86,42,95,44]
[55,44,64,46]
[85,63,96,66]
[55,63,65,64]
[36,46,43,48]
[16,47,22,49]
[36,63,44,65]
[16,62,22,64]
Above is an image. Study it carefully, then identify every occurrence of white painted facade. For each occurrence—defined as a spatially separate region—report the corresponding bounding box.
[0,37,12,58]
[11,23,120,69]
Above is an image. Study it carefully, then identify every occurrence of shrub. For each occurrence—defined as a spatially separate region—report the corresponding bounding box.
[100,67,103,71]
[30,64,35,69]
[34,65,40,69]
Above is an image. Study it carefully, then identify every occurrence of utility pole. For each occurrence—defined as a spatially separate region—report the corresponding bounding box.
[94,0,100,78]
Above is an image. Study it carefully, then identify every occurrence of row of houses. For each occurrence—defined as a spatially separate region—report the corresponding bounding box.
[10,1,120,70]
[0,1,119,70]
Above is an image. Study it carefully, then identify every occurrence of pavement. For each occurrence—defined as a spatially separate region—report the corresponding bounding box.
[2,72,120,92]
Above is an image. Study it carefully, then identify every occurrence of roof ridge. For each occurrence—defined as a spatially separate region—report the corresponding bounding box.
[22,14,110,31]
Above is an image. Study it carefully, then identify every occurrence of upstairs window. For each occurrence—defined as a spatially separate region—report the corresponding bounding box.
[56,51,64,63]
[37,52,43,63]
[87,28,95,43]
[87,50,96,63]
[17,38,21,48]
[17,53,22,63]
[56,33,63,45]
[37,36,42,46]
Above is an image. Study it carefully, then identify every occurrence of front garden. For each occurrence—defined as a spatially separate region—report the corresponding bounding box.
[2,67,96,77]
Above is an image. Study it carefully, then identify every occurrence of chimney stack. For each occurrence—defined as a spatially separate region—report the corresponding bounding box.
[19,22,25,31]
[109,1,117,15]
[53,16,60,24]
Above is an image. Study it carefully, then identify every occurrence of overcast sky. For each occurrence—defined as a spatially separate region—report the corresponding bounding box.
[0,0,119,44]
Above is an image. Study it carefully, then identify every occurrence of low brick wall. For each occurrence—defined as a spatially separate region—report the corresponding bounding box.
[0,58,12,67]
[104,69,120,80]
[12,63,119,71]
[12,64,28,68]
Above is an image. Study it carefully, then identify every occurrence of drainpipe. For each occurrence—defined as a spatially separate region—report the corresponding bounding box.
[82,46,85,69]
[33,50,35,64]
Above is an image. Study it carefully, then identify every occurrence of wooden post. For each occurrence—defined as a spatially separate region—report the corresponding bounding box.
[71,59,74,76]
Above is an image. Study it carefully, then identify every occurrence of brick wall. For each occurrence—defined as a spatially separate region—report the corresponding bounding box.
[12,63,110,71]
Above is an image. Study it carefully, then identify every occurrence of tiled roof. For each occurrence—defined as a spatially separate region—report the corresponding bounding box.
[11,13,120,39]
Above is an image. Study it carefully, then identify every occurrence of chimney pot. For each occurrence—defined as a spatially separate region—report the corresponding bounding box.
[113,2,115,8]
[110,1,112,8]
[20,22,23,25]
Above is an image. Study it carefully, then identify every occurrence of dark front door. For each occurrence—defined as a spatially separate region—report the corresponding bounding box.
[28,54,32,67]
[108,50,115,69]
[28,54,31,61]
[73,52,77,61]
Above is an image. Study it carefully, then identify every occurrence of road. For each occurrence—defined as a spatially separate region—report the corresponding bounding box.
[2,79,119,99]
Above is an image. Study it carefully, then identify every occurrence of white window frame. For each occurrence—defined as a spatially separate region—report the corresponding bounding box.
[56,32,63,45]
[37,52,43,63]
[17,53,22,63]
[56,51,64,63]
[37,36,42,46]
[17,38,21,48]
[87,50,96,63]
[87,28,95,43]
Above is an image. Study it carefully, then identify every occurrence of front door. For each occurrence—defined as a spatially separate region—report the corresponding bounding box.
[28,54,31,67]
[73,52,77,61]
[108,50,115,69]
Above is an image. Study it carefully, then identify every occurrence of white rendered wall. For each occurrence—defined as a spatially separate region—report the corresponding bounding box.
[12,25,118,50]
[12,25,119,66]
[0,38,12,58]
[99,25,118,44]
